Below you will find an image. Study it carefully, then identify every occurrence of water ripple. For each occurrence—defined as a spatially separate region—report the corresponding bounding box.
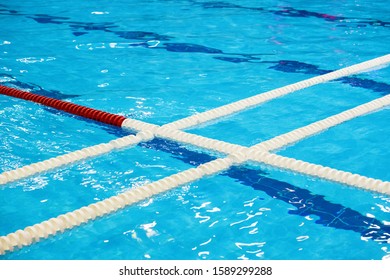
[230,212,263,227]
[296,235,310,242]
[194,212,210,223]
[235,242,266,258]
[140,221,159,238]
[16,57,56,64]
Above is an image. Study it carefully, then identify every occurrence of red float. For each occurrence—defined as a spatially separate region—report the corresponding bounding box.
[0,85,126,127]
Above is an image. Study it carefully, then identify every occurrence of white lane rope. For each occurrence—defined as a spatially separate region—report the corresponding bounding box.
[0,134,146,185]
[164,54,390,130]
[248,151,390,195]
[0,157,235,255]
[1,54,389,185]
[1,55,390,255]
[2,109,390,255]
[254,94,390,151]
[1,93,389,186]
[1,94,389,255]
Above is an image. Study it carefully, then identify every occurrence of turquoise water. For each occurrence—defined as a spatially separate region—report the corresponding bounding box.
[0,0,389,259]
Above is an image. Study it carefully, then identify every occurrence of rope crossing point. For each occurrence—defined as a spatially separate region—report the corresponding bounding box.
[1,54,390,185]
[0,54,390,255]
[1,94,389,186]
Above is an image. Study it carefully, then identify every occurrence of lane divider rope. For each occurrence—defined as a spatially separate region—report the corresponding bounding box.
[2,117,390,254]
[248,151,390,195]
[0,157,235,255]
[0,134,147,185]
[1,54,389,185]
[254,94,390,151]
[1,93,389,186]
[164,54,390,130]
[0,85,126,127]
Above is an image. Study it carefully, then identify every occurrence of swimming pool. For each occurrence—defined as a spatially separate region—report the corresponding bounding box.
[0,0,389,260]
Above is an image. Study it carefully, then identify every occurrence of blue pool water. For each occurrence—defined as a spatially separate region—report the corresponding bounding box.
[0,0,389,260]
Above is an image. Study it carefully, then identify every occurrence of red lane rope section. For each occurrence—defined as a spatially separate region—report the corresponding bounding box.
[0,85,126,127]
